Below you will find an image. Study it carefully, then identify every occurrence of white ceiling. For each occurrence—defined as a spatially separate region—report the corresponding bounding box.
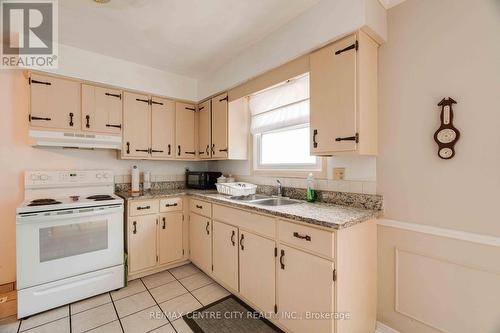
[59,0,321,79]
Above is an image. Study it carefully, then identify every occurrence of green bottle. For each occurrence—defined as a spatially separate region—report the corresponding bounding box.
[306,173,316,202]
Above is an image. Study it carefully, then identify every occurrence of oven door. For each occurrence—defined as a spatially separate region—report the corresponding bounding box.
[16,205,123,289]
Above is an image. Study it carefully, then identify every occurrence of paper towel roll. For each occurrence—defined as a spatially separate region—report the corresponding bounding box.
[131,165,140,192]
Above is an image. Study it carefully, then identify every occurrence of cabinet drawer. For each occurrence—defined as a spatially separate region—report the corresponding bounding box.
[160,197,183,212]
[213,204,275,238]
[190,199,211,218]
[278,220,334,258]
[129,200,159,216]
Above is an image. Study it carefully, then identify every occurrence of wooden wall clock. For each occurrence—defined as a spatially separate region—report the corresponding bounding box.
[434,97,460,159]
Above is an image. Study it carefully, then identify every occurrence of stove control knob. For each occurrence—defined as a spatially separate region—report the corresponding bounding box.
[96,173,102,179]
[40,174,48,181]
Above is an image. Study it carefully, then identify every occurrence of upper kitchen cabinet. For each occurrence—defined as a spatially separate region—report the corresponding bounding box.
[81,84,122,135]
[122,92,151,159]
[151,97,175,159]
[310,30,378,155]
[197,100,211,159]
[175,102,196,159]
[211,93,228,159]
[196,94,249,160]
[29,73,81,130]
[122,93,176,160]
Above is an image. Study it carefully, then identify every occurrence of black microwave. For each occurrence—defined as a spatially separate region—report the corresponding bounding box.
[186,171,222,189]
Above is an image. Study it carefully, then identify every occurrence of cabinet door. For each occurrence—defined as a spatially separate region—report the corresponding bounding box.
[211,93,228,159]
[128,215,157,273]
[151,97,175,159]
[122,92,151,158]
[189,213,212,273]
[29,74,80,130]
[81,84,122,134]
[310,34,357,154]
[278,244,334,333]
[212,221,238,291]
[197,100,211,159]
[158,212,183,265]
[239,231,276,313]
[175,102,196,159]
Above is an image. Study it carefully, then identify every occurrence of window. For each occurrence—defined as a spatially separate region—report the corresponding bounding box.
[250,74,323,175]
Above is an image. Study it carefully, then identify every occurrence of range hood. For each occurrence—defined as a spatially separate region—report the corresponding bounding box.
[29,130,122,150]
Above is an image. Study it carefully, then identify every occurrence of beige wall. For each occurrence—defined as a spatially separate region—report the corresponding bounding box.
[0,70,206,284]
[377,0,500,332]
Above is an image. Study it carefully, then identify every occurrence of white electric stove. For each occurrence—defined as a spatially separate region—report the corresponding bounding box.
[16,170,124,318]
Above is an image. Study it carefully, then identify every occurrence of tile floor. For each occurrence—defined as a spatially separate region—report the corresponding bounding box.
[0,264,230,333]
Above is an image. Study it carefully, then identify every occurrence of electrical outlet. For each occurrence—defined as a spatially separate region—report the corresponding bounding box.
[333,168,345,180]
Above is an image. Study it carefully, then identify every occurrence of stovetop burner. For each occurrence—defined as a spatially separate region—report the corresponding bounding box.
[28,198,62,206]
[86,195,114,201]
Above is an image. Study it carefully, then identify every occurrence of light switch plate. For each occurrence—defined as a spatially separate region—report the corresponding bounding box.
[333,168,345,180]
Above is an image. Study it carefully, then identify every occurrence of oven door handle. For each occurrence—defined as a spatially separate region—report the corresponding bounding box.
[16,206,123,224]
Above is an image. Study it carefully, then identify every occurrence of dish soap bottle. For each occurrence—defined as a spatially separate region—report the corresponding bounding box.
[306,173,316,202]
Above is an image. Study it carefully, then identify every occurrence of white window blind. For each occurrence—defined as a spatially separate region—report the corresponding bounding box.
[250,74,309,134]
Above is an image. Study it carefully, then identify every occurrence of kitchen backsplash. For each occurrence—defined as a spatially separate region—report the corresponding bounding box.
[114,173,382,210]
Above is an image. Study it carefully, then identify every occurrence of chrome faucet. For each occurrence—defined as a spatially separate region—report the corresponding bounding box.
[276,179,282,197]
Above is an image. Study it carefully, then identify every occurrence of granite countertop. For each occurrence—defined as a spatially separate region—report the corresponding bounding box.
[116,189,381,230]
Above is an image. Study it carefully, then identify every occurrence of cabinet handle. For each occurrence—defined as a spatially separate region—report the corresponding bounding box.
[151,100,164,105]
[185,151,196,155]
[231,230,236,246]
[136,205,150,210]
[151,149,164,153]
[178,145,181,156]
[206,145,210,156]
[106,124,122,129]
[335,40,358,55]
[165,203,178,207]
[335,133,359,143]
[219,95,228,102]
[219,148,228,152]
[198,106,204,111]
[240,233,244,250]
[185,106,196,111]
[85,115,90,128]
[280,249,285,270]
[168,144,171,155]
[29,115,51,122]
[136,98,150,104]
[293,232,311,241]
[211,144,215,155]
[135,149,149,153]
[126,142,130,154]
[162,217,166,229]
[313,129,318,148]
[205,221,210,235]
[29,78,51,85]
[199,151,205,155]
[69,113,74,127]
[132,221,137,234]
[105,92,121,99]
[196,204,203,209]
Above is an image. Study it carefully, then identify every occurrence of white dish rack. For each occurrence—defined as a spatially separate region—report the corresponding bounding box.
[216,182,257,196]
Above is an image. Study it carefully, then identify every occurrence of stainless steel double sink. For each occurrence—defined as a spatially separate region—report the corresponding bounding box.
[229,194,299,206]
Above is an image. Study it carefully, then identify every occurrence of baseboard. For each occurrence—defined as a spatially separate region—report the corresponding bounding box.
[376,321,401,333]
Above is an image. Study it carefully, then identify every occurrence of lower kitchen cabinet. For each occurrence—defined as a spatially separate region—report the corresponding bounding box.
[128,215,158,273]
[158,212,184,265]
[189,212,212,273]
[212,221,239,291]
[239,230,276,313]
[277,244,335,333]
[125,197,187,278]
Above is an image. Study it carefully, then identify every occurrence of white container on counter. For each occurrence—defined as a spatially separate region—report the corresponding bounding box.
[131,165,140,192]
[143,171,151,191]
